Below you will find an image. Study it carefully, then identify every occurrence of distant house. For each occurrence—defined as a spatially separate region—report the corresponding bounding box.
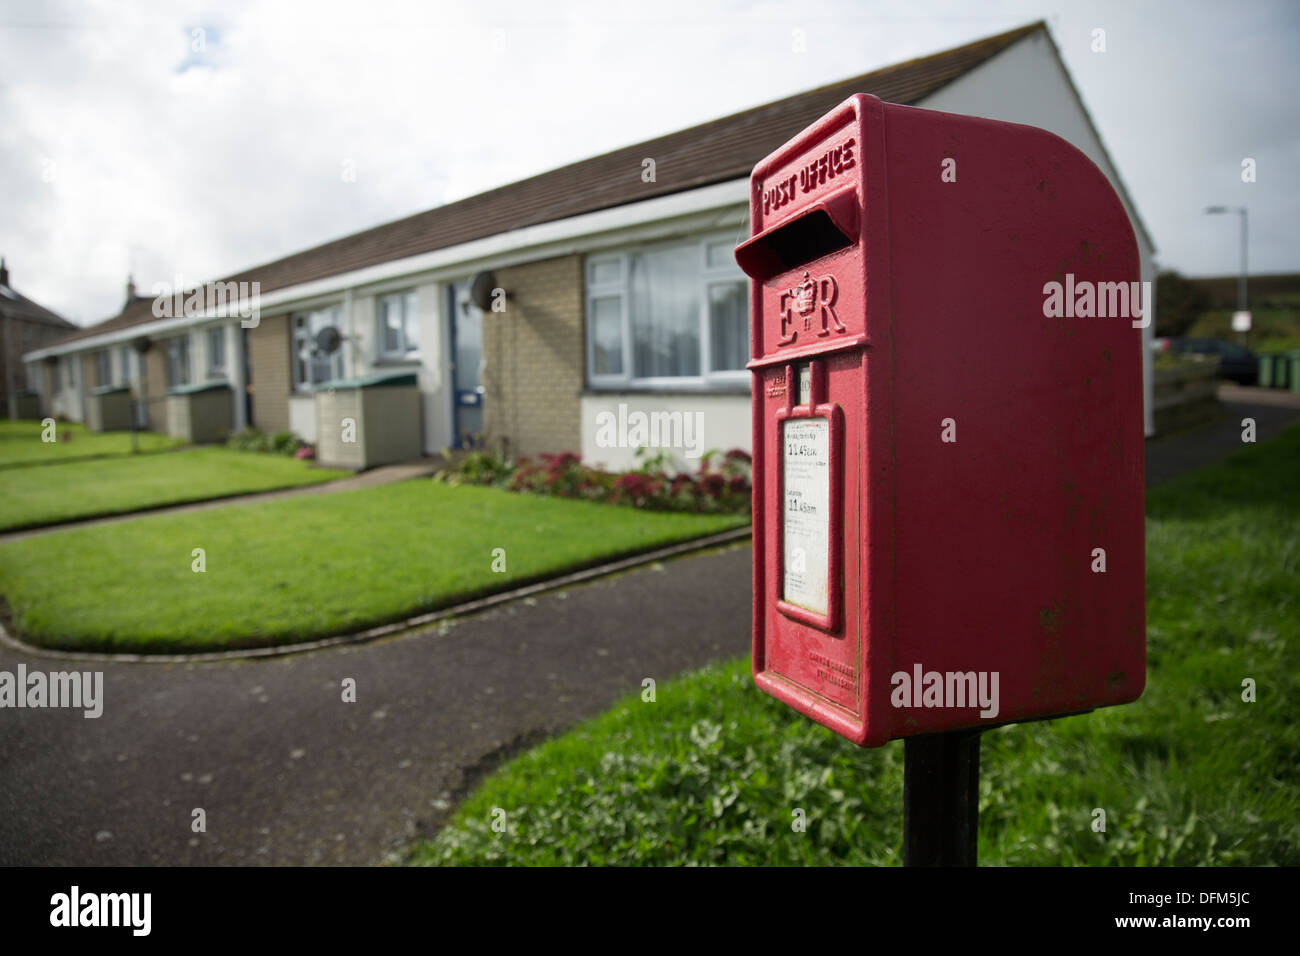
[23,20,1157,461]
[0,259,77,419]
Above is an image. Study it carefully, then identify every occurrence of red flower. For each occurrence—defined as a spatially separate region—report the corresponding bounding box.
[700,473,726,498]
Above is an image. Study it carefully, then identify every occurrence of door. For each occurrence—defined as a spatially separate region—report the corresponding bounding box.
[240,324,253,428]
[448,282,484,448]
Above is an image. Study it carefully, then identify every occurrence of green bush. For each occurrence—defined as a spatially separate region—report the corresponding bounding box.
[225,427,304,456]
[269,431,301,455]
[438,448,515,488]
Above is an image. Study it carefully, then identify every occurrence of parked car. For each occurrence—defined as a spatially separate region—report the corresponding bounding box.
[1166,337,1259,385]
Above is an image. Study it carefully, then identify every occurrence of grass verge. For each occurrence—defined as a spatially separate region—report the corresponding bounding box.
[0,481,746,652]
[407,426,1300,866]
[0,420,180,467]
[0,446,343,532]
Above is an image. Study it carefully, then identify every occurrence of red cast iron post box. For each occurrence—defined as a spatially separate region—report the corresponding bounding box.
[736,93,1145,749]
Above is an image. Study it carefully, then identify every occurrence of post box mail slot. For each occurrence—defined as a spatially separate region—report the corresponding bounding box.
[736,94,1145,747]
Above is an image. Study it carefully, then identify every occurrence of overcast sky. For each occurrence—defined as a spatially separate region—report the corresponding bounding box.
[2,0,1296,325]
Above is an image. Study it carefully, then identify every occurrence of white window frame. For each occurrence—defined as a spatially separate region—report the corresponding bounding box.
[586,255,626,386]
[584,231,749,390]
[375,289,420,360]
[95,349,111,388]
[119,346,132,384]
[206,325,227,378]
[166,335,191,388]
[291,305,345,392]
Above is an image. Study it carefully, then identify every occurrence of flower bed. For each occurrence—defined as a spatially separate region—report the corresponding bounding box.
[438,448,752,514]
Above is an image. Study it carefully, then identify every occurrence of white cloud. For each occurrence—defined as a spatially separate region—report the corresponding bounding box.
[1,0,1296,325]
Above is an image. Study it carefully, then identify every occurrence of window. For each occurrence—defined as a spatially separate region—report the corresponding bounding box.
[207,327,226,377]
[376,290,419,358]
[166,336,190,388]
[95,350,110,387]
[585,234,748,387]
[292,306,344,390]
[119,347,132,383]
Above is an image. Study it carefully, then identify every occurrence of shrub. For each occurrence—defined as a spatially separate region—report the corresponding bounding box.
[438,449,515,488]
[437,445,751,515]
[225,427,305,456]
[269,431,301,455]
[226,427,267,453]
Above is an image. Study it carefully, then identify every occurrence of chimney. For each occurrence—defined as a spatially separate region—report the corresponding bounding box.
[0,257,8,287]
[125,273,137,305]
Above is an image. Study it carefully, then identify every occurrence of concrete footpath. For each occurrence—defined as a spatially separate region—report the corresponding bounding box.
[0,457,444,543]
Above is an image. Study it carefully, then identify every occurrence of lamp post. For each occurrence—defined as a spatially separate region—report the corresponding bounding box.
[1205,205,1248,345]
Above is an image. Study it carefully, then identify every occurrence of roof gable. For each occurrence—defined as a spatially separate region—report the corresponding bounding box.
[0,284,75,329]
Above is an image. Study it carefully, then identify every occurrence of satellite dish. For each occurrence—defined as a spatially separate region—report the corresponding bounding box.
[132,336,152,354]
[315,326,342,354]
[470,271,498,312]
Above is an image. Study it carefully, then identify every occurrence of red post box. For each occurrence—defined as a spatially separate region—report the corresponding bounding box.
[736,94,1145,747]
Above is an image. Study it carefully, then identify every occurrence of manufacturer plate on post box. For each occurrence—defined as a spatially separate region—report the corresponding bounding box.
[781,417,830,616]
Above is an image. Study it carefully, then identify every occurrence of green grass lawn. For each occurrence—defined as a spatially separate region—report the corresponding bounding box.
[0,420,180,467]
[408,426,1300,866]
[0,482,746,652]
[0,446,343,532]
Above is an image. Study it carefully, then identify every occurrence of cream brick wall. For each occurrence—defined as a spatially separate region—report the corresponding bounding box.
[248,314,291,434]
[143,347,166,431]
[483,254,583,458]
[4,316,74,399]
[41,363,55,417]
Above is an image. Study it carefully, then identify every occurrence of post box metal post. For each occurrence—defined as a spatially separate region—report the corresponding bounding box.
[735,94,1146,863]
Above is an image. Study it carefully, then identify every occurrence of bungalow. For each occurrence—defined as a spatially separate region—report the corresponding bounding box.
[1,259,77,419]
[23,21,1157,468]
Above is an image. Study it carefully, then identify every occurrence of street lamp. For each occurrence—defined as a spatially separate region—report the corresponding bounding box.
[1204,205,1249,343]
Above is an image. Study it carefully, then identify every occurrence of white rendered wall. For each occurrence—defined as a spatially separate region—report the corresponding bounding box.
[919,30,1157,435]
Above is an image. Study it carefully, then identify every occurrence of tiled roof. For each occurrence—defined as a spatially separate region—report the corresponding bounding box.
[49,21,1044,348]
[0,284,76,329]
